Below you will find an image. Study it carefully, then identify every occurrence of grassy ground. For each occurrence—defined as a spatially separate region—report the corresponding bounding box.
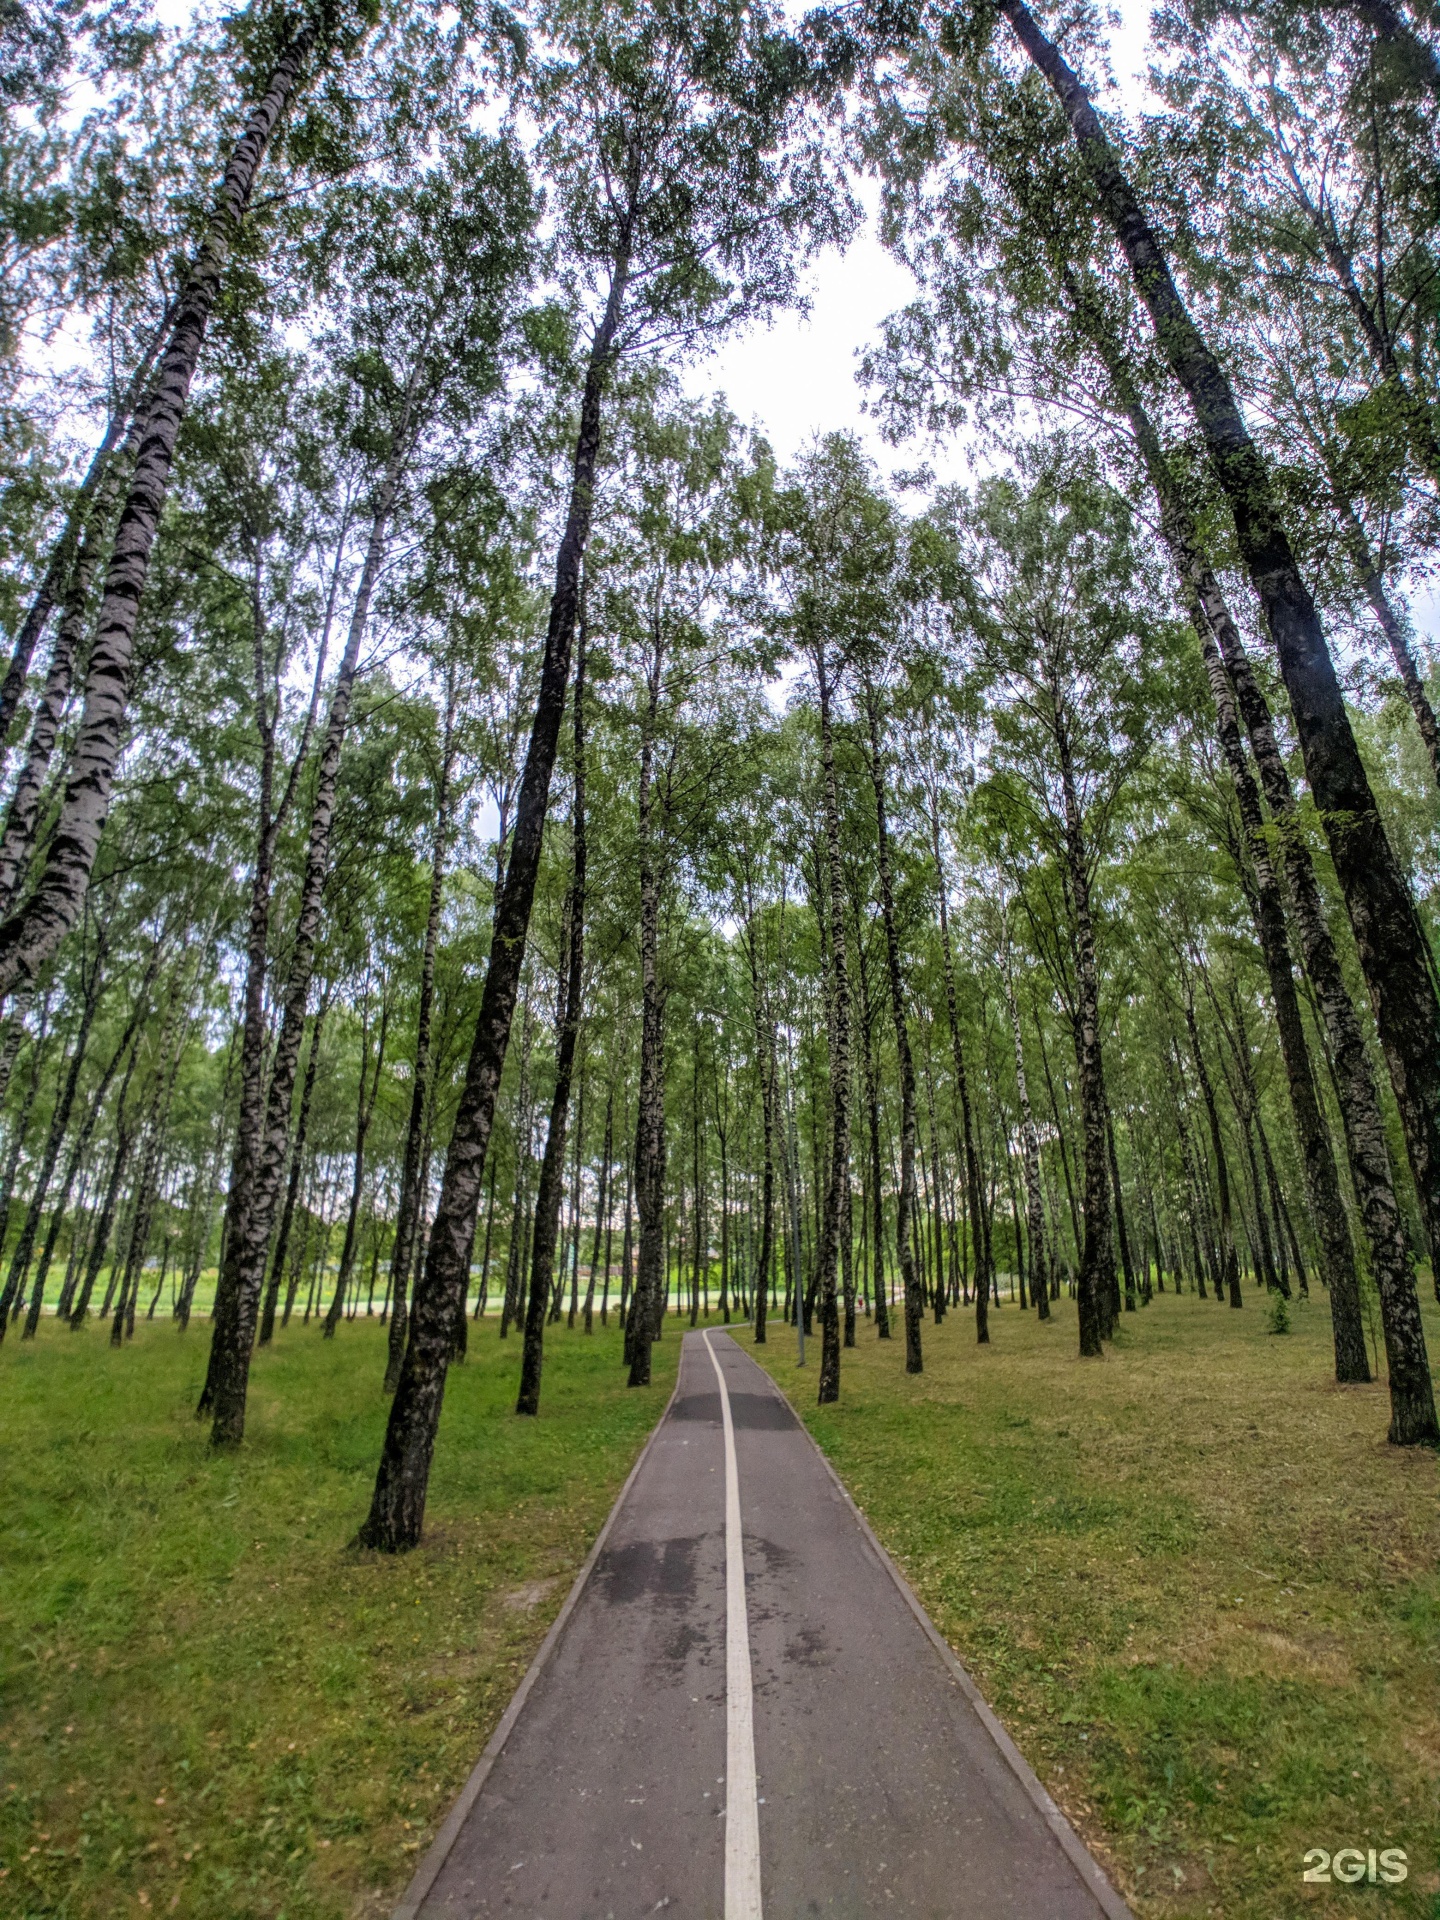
[0,1311,681,1920]
[756,1285,1440,1920]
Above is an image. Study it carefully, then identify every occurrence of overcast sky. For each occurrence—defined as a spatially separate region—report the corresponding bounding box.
[115,0,1158,493]
[682,1,1157,480]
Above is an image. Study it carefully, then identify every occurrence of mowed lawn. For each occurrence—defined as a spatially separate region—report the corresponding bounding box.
[756,1285,1440,1920]
[0,1314,680,1919]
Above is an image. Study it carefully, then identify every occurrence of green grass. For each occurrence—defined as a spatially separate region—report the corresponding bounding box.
[756,1286,1440,1920]
[0,1311,681,1919]
[10,1285,1436,1920]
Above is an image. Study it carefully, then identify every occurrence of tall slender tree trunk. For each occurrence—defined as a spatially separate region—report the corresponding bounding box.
[110,971,194,1343]
[0,302,173,744]
[0,967,102,1335]
[0,1013,26,1116]
[618,1150,634,1331]
[500,1157,527,1337]
[68,1042,142,1327]
[202,414,410,1443]
[476,1156,499,1320]
[922,1056,946,1323]
[177,1024,239,1331]
[18,960,126,1336]
[1085,313,1372,1379]
[0,403,152,919]
[568,1060,587,1328]
[718,1111,731,1325]
[324,988,389,1336]
[1106,1104,1137,1313]
[862,679,922,1373]
[743,883,777,1345]
[0,996,49,1263]
[1003,954,1050,1319]
[518,625,587,1416]
[55,1165,95,1322]
[688,1046,703,1327]
[930,803,992,1341]
[1011,1,1440,1440]
[1211,979,1284,1298]
[629,617,667,1388]
[260,1001,325,1346]
[852,907,893,1341]
[1056,730,1114,1355]
[359,261,628,1547]
[499,1027,534,1340]
[583,1084,611,1334]
[386,698,456,1385]
[1034,1006,1082,1273]
[815,642,851,1404]
[0,28,317,1000]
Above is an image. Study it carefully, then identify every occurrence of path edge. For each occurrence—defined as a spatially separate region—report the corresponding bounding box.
[719,1333,1136,1920]
[390,1360,686,1920]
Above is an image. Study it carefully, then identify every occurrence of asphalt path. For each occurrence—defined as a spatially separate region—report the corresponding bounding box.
[397,1328,1133,1920]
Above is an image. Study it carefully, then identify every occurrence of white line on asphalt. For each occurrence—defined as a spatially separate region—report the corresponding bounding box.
[704,1331,763,1920]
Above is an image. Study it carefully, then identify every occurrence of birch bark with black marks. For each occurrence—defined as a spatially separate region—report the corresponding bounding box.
[1002,948,1050,1319]
[1008,2,1440,1422]
[110,991,191,1347]
[741,872,777,1345]
[1209,599,1435,1428]
[0,301,173,744]
[499,1009,535,1339]
[0,1014,25,1112]
[566,1059,587,1328]
[815,641,851,1404]
[324,983,389,1335]
[47,976,145,1325]
[359,254,628,1550]
[386,688,456,1387]
[583,1082,611,1333]
[851,887,893,1340]
[861,674,922,1372]
[1083,307,1375,1378]
[476,1155,499,1320]
[518,627,587,1417]
[1032,1003,1080,1275]
[1106,1103,1137,1312]
[1054,706,1115,1355]
[0,971,101,1334]
[0,399,151,919]
[260,1000,326,1346]
[930,800,992,1341]
[68,1031,143,1327]
[203,520,341,1371]
[0,996,50,1287]
[716,1071,732,1325]
[629,581,668,1388]
[618,1148,634,1329]
[202,399,412,1444]
[0,26,316,1000]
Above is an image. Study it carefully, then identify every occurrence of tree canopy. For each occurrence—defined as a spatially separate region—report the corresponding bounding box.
[3,0,1440,1542]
